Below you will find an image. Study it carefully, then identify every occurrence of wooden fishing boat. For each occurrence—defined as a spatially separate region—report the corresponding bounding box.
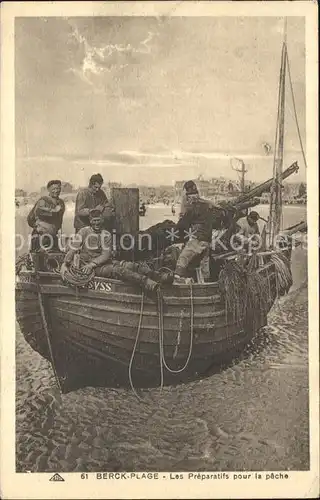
[15,19,306,394]
[16,250,281,393]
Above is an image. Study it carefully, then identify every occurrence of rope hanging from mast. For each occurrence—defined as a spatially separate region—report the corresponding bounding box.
[268,18,307,249]
[286,50,308,170]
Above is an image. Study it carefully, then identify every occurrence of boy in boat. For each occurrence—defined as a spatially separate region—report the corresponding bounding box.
[174,181,217,283]
[74,173,115,233]
[27,179,65,252]
[61,209,173,296]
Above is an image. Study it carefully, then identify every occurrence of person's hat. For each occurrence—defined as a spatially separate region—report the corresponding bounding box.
[183,180,198,195]
[47,179,62,189]
[89,173,104,185]
[248,211,260,221]
[89,208,103,218]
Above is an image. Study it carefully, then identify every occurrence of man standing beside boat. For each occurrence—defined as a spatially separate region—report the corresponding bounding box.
[74,173,115,233]
[27,179,65,251]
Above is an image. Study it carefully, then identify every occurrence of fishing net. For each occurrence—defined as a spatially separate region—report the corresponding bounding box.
[271,252,293,295]
[15,253,34,275]
[218,260,247,325]
[218,257,270,333]
[243,269,270,332]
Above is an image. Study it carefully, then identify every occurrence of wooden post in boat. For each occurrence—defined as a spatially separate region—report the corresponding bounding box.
[111,187,139,261]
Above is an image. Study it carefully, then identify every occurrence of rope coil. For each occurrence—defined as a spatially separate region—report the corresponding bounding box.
[62,262,95,288]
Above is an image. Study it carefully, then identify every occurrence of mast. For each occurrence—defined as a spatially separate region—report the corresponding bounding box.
[268,19,287,247]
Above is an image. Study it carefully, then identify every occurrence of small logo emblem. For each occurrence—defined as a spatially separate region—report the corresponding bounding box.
[49,473,65,482]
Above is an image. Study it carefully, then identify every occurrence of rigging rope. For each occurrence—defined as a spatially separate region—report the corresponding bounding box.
[286,49,308,170]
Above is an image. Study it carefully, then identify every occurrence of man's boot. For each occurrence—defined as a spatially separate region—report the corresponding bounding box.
[129,262,174,286]
[142,278,160,300]
[147,269,174,285]
[173,274,194,285]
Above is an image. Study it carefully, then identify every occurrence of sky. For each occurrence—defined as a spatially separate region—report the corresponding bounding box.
[15,16,306,190]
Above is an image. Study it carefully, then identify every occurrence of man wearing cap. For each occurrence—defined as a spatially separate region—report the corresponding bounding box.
[236,211,260,238]
[179,180,216,220]
[174,181,216,283]
[74,173,114,233]
[233,210,261,251]
[63,208,113,273]
[62,209,172,297]
[28,179,65,251]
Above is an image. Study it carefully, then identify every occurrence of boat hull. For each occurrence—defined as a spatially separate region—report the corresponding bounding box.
[16,263,278,392]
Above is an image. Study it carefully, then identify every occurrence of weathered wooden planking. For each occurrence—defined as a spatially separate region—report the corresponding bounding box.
[53,315,250,359]
[55,322,251,372]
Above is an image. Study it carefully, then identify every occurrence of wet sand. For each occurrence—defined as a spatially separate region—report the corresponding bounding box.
[15,205,309,472]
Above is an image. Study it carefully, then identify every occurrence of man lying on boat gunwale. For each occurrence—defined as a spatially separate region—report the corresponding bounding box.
[61,209,174,298]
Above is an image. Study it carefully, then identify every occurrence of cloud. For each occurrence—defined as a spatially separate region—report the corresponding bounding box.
[66,21,158,88]
[118,150,280,161]
[21,156,68,162]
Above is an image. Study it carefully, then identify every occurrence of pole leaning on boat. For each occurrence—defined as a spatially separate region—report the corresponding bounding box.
[35,271,63,392]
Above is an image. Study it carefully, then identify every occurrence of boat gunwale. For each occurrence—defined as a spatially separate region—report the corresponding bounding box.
[16,261,276,299]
